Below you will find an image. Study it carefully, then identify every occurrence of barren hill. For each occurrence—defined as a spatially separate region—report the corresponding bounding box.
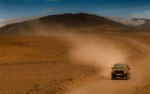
[0,13,139,36]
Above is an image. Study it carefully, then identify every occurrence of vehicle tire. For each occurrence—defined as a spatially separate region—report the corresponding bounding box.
[125,75,128,80]
[111,75,115,80]
[112,77,115,80]
[111,74,115,80]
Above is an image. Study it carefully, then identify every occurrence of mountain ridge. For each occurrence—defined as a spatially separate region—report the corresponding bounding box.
[0,13,141,36]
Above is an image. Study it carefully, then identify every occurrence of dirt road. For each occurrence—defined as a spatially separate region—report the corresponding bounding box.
[0,33,149,94]
[65,34,150,94]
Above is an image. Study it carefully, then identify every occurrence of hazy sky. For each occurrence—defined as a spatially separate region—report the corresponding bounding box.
[0,0,150,19]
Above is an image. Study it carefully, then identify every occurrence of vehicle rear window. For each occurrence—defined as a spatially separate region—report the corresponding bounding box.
[114,64,128,69]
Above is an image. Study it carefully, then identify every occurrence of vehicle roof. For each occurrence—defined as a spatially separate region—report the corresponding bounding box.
[113,64,129,69]
[114,64,128,65]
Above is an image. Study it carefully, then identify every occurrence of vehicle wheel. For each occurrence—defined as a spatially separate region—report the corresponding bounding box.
[112,76,115,80]
[111,74,115,80]
[125,75,128,80]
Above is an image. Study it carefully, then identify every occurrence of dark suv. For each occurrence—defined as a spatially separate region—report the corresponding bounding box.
[111,64,131,80]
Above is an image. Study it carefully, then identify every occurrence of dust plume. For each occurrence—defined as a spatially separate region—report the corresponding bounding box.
[68,35,127,78]
[64,34,150,94]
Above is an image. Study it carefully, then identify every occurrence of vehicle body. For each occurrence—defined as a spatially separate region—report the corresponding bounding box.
[111,64,131,80]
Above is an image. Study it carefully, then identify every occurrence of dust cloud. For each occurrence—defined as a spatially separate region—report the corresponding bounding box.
[68,35,127,78]
[62,34,150,94]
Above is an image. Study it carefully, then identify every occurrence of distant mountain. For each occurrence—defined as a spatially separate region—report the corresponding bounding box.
[0,16,41,27]
[105,16,146,26]
[106,16,150,32]
[133,19,150,32]
[0,13,140,36]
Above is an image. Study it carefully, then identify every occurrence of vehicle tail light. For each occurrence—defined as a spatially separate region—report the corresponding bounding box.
[124,71,127,74]
[112,71,115,73]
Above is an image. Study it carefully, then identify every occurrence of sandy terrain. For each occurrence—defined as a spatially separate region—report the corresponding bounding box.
[0,32,150,94]
[65,33,150,94]
[0,36,98,94]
